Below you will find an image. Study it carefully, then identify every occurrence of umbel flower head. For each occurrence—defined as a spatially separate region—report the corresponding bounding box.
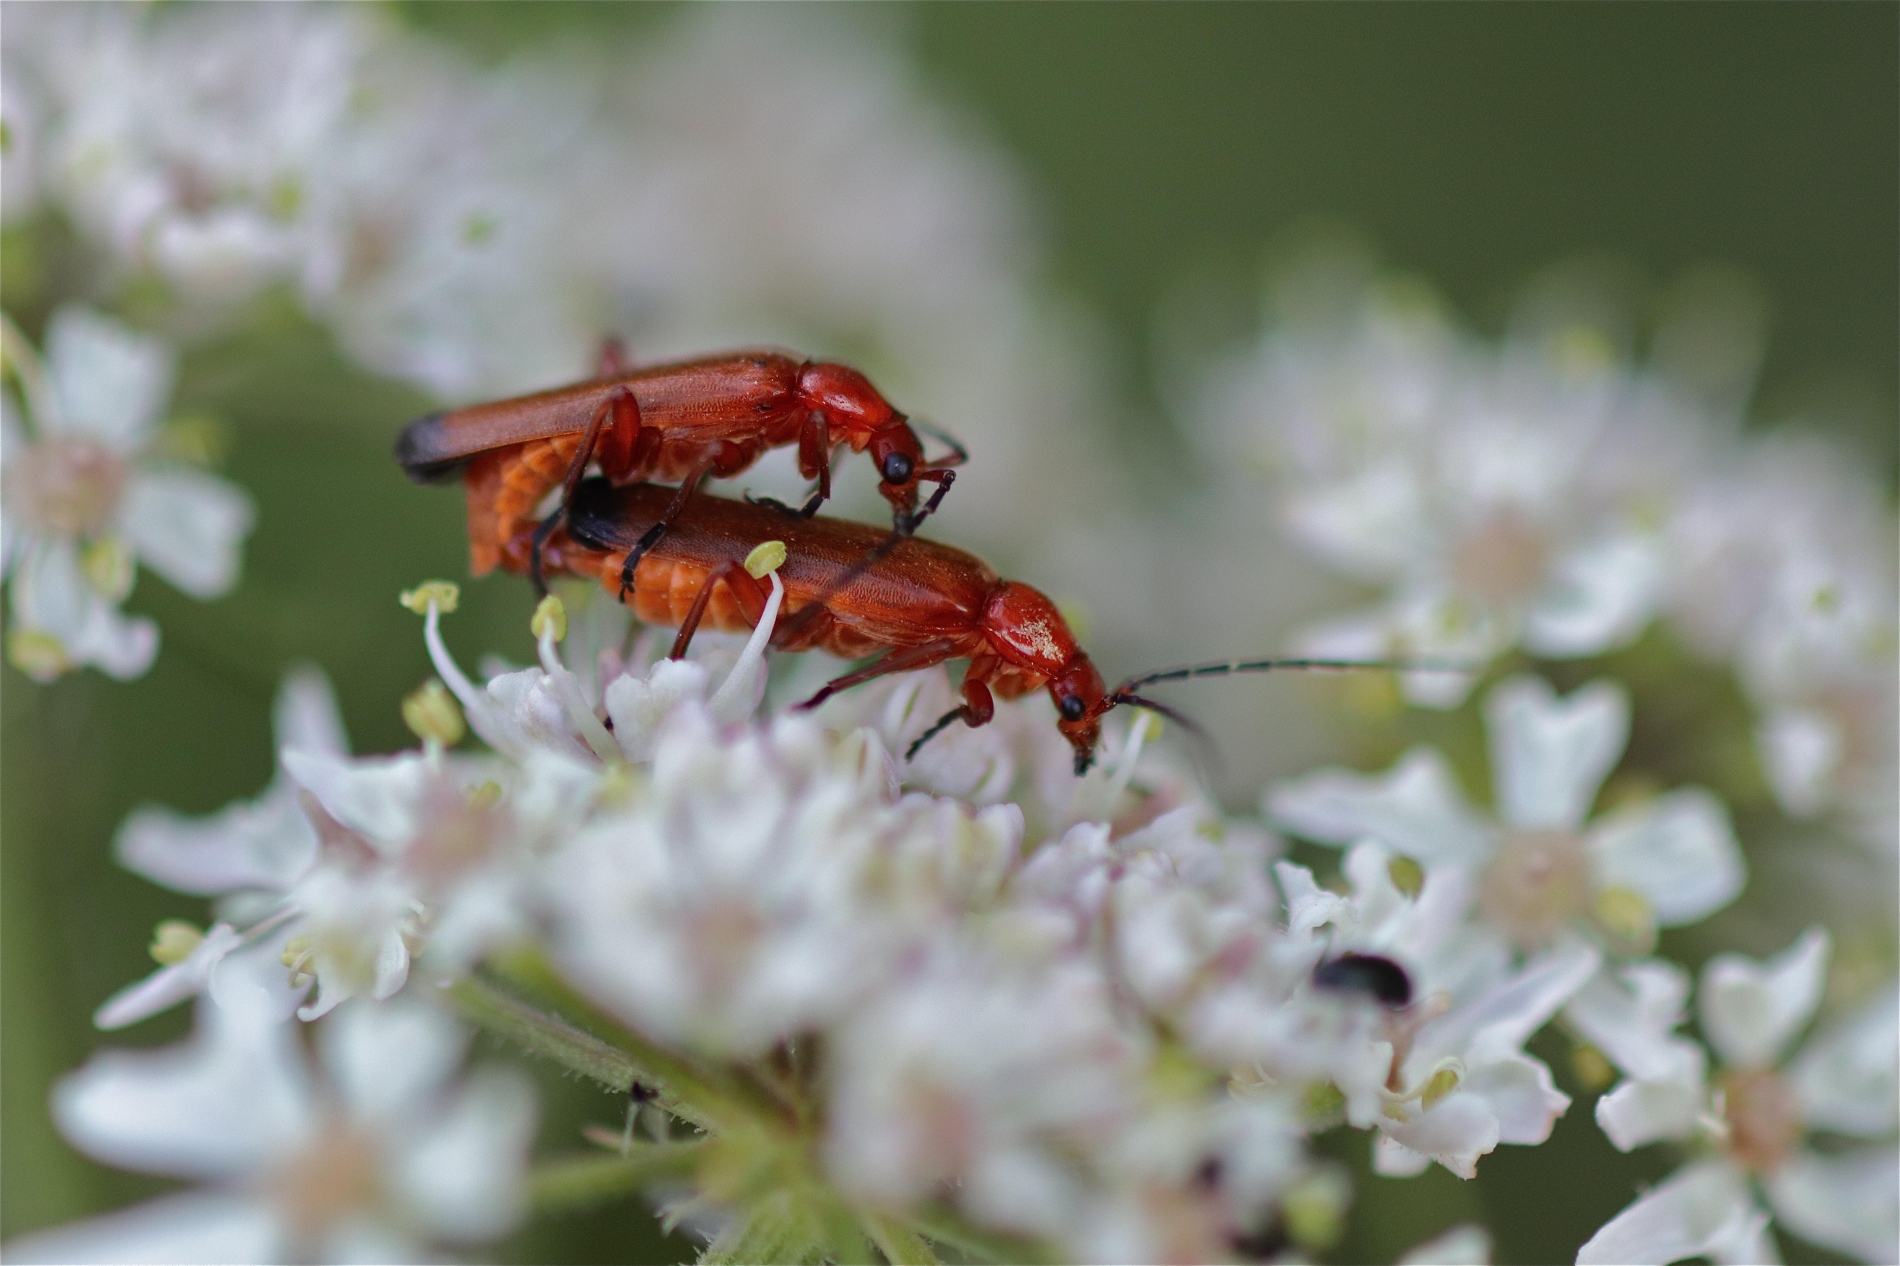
[1575,930,1898,1265]
[2,307,254,681]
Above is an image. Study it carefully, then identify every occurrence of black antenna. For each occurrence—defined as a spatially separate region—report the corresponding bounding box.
[1113,655,1473,695]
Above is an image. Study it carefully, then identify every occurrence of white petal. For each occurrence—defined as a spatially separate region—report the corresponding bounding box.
[1763,1146,1899,1265]
[274,664,350,758]
[94,924,243,1030]
[392,1066,536,1241]
[603,657,710,763]
[1373,1135,1434,1177]
[1484,675,1628,831]
[54,995,312,1179]
[1463,1047,1571,1146]
[1266,746,1493,866]
[120,470,254,599]
[1564,960,1701,1082]
[43,307,174,447]
[114,793,318,896]
[1381,1093,1500,1179]
[1398,1225,1493,1265]
[1699,928,1830,1070]
[1,1191,282,1264]
[1587,789,1745,926]
[280,749,429,851]
[1283,459,1423,580]
[9,537,158,680]
[1595,1074,1705,1152]
[1755,708,1842,818]
[1413,941,1601,1067]
[1787,984,1899,1137]
[1523,531,1664,658]
[1576,1159,1766,1266]
[322,998,467,1124]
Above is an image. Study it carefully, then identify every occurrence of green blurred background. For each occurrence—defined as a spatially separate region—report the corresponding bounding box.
[4,4,1893,1263]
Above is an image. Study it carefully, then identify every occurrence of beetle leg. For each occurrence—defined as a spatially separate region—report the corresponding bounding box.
[667,560,770,660]
[617,450,721,601]
[529,390,628,593]
[792,638,963,712]
[912,419,969,471]
[898,468,956,534]
[904,670,997,762]
[751,413,832,518]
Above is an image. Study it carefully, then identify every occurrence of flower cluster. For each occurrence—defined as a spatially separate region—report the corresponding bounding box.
[2,307,253,681]
[21,562,1888,1263]
[1193,251,1899,855]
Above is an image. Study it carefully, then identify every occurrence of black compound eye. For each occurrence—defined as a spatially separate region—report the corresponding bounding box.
[1311,952,1412,1008]
[881,452,915,484]
[1058,694,1087,722]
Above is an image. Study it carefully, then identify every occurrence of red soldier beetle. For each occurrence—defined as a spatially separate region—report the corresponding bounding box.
[394,346,963,594]
[526,478,1450,776]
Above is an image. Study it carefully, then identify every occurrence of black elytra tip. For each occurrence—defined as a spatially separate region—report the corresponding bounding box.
[1311,951,1412,1008]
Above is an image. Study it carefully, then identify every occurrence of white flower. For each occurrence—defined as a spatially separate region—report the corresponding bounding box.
[1269,674,1745,958]
[1577,929,1900,1264]
[8,982,535,1265]
[2,307,253,681]
[1665,432,1898,850]
[1194,258,1714,705]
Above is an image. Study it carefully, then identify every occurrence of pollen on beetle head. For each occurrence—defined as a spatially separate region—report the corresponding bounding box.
[744,540,787,578]
[148,920,204,966]
[400,580,460,615]
[530,594,567,643]
[402,679,466,748]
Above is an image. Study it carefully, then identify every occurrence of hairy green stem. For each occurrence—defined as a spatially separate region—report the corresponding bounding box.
[441,976,642,1092]
[861,1211,941,1266]
[529,1143,707,1210]
[905,1206,1052,1265]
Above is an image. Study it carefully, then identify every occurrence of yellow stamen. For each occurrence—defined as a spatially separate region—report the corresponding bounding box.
[399,581,459,614]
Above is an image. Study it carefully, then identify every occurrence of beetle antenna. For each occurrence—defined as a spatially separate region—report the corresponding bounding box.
[1106,692,1223,777]
[910,418,969,469]
[1113,655,1474,695]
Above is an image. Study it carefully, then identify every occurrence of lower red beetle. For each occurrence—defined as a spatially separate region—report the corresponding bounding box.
[522,478,1439,775]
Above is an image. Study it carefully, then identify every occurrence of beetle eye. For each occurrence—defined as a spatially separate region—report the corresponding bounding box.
[1058,695,1087,722]
[881,452,914,484]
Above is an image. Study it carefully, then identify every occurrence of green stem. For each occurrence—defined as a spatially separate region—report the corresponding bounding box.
[905,1206,1051,1265]
[528,1143,706,1211]
[441,976,639,1093]
[699,1195,828,1266]
[481,952,778,1131]
[861,1211,941,1266]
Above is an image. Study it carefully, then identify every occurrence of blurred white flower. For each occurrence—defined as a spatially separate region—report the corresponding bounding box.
[2,307,254,681]
[1666,432,1898,852]
[1270,674,1745,959]
[1577,929,1899,1265]
[9,983,535,1265]
[1194,260,1717,706]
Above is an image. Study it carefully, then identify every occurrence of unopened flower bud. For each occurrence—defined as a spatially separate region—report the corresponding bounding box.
[403,678,466,747]
[8,628,69,681]
[1570,1043,1615,1093]
[1387,854,1425,898]
[531,595,567,643]
[399,580,460,614]
[149,920,204,965]
[1281,1166,1350,1252]
[743,540,786,579]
